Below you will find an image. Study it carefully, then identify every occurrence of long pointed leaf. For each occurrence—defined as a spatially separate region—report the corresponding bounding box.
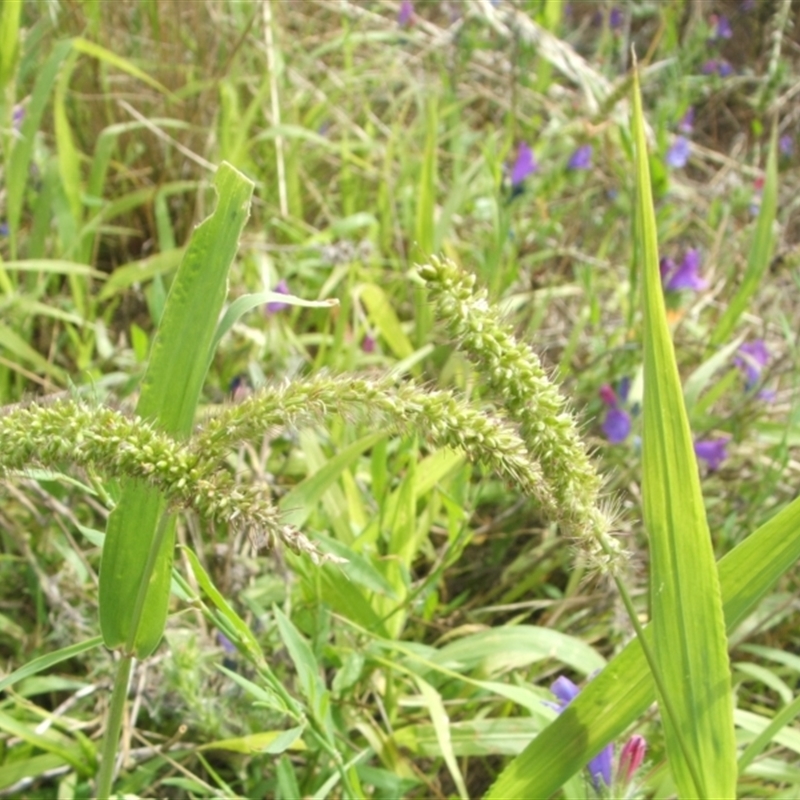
[99,163,253,657]
[485,490,800,798]
[633,63,736,798]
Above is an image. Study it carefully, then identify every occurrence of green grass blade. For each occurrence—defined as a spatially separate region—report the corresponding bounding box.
[0,322,66,382]
[711,127,778,346]
[99,163,253,658]
[485,65,741,800]
[6,39,72,251]
[633,61,736,799]
[0,0,21,90]
[0,636,103,692]
[485,490,800,798]
[211,290,338,354]
[0,709,91,775]
[71,37,174,98]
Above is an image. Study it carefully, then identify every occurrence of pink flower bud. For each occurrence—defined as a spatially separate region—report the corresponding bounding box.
[618,734,646,785]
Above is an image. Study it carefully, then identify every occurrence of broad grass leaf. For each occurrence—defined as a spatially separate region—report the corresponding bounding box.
[632,64,736,798]
[484,463,800,798]
[99,163,253,658]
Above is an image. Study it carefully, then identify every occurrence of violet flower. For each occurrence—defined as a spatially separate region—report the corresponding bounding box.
[0,222,8,236]
[510,141,538,187]
[398,0,414,27]
[217,631,237,655]
[265,279,290,315]
[567,144,593,171]
[661,249,707,292]
[735,339,769,388]
[609,7,624,30]
[694,437,729,471]
[712,14,733,40]
[702,59,733,77]
[599,383,631,444]
[666,136,691,169]
[780,134,794,157]
[549,677,613,789]
[602,408,631,444]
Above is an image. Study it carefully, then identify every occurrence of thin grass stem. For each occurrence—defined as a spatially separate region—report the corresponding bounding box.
[95,654,133,800]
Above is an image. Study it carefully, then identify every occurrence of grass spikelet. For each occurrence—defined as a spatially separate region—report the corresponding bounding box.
[194,374,556,514]
[418,255,624,569]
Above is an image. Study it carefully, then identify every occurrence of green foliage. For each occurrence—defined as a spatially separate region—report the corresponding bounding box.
[2,1,800,798]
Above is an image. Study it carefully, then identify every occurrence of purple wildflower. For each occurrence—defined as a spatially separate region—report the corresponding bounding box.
[666,135,691,169]
[694,437,729,471]
[735,339,769,387]
[702,59,732,77]
[567,145,593,171]
[362,333,376,353]
[599,383,631,444]
[618,735,647,786]
[712,14,733,40]
[662,249,707,292]
[780,134,794,157]
[510,141,537,186]
[549,677,613,788]
[602,408,632,444]
[609,7,624,30]
[398,0,414,27]
[265,279,290,315]
[0,222,8,236]
[217,631,237,655]
[678,107,694,135]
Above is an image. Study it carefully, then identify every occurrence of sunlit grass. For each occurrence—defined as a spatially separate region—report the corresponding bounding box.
[1,1,799,797]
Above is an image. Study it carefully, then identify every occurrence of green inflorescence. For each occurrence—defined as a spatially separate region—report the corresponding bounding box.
[0,258,622,571]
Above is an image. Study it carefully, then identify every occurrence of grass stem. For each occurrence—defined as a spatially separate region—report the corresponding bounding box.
[95,654,133,800]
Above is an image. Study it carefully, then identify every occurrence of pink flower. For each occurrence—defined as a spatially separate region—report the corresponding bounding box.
[398,0,414,27]
[618,734,647,786]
